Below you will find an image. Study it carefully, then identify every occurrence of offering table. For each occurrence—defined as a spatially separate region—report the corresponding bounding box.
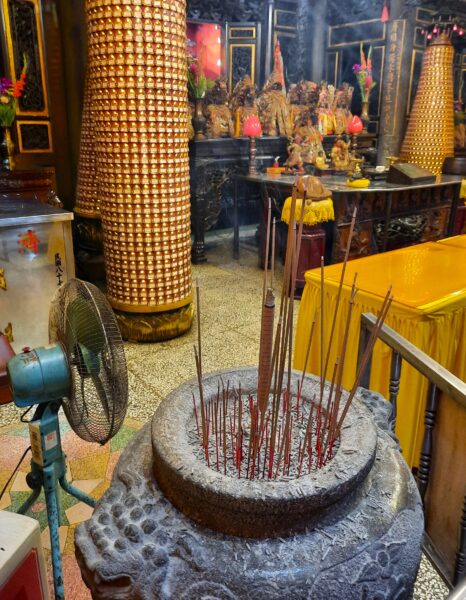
[293,240,466,469]
[235,173,463,264]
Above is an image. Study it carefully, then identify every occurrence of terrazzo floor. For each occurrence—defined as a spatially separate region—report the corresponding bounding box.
[0,228,451,599]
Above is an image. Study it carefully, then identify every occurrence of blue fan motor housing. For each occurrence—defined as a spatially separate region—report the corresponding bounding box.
[7,345,70,407]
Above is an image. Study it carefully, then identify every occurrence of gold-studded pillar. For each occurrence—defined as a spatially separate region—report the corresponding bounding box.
[76,0,193,341]
[400,35,454,175]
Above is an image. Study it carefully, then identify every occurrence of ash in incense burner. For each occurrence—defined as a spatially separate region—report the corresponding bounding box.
[153,369,373,539]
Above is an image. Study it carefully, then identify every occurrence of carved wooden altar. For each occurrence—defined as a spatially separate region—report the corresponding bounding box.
[237,173,463,265]
[0,168,55,203]
[189,136,288,263]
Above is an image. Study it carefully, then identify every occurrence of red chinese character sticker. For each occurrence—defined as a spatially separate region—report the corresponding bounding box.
[17,229,41,254]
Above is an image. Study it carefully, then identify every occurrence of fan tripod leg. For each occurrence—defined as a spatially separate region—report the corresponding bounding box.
[43,463,65,600]
[59,475,96,507]
[17,483,41,515]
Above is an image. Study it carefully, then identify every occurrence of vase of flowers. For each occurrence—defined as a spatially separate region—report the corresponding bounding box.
[0,58,27,170]
[352,44,376,133]
[187,49,214,140]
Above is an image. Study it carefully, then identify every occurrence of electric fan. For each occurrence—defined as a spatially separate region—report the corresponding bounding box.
[7,278,128,600]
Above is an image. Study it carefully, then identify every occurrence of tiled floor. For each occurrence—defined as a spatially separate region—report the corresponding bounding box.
[0,228,450,598]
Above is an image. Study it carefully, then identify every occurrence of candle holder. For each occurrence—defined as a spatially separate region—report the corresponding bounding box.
[243,114,262,177]
[348,115,363,157]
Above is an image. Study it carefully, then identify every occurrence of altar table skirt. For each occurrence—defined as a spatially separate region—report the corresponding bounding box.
[293,241,466,467]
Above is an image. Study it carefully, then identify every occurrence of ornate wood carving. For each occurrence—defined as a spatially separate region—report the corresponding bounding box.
[18,122,51,151]
[6,0,47,114]
[327,0,385,25]
[187,0,263,22]
[231,46,255,90]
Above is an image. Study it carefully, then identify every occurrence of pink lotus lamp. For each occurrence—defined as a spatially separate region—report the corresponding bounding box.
[243,114,262,176]
[348,115,363,135]
[348,115,364,155]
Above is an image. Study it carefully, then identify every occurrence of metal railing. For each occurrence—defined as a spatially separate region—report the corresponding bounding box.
[358,313,466,588]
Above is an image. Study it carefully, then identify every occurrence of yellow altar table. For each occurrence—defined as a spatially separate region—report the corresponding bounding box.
[294,241,466,467]
[437,233,466,249]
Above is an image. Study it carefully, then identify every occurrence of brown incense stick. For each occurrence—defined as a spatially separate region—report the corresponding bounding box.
[193,345,207,451]
[262,198,272,304]
[300,309,318,391]
[322,207,357,386]
[271,218,276,290]
[332,291,393,445]
[319,256,325,405]
[196,280,202,376]
[319,357,340,457]
[323,276,358,456]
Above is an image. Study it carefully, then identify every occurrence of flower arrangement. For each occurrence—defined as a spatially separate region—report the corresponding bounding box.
[352,44,376,103]
[0,56,27,127]
[187,47,214,100]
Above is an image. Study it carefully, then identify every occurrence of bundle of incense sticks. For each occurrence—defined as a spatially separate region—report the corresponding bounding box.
[193,183,393,480]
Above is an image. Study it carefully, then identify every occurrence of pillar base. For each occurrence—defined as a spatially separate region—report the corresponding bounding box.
[114,303,194,342]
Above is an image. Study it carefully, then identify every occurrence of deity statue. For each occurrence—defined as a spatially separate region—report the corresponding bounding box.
[204,79,235,138]
[288,80,320,134]
[333,83,354,135]
[455,123,466,150]
[230,76,258,137]
[317,83,335,136]
[315,150,329,170]
[284,136,305,172]
[257,73,291,137]
[331,139,351,170]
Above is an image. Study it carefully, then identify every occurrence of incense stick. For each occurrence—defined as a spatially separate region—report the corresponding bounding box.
[262,198,272,304]
[322,207,357,387]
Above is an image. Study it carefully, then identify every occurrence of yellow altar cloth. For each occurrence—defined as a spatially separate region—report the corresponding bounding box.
[293,241,466,467]
[281,197,334,226]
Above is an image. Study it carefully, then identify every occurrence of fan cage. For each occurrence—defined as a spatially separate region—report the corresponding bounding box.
[49,279,128,445]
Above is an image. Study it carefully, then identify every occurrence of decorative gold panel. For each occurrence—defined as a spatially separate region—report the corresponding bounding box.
[400,35,455,174]
[416,7,436,25]
[413,26,426,49]
[274,9,296,31]
[2,0,49,117]
[326,51,338,87]
[229,27,256,40]
[329,19,386,48]
[16,120,53,153]
[228,44,256,90]
[407,49,424,114]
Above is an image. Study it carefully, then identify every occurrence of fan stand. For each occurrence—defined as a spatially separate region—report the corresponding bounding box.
[17,401,96,600]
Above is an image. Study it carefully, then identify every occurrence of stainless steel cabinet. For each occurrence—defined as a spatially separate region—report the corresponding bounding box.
[0,195,74,352]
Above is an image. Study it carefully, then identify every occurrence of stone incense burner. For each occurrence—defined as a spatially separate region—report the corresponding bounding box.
[76,367,424,599]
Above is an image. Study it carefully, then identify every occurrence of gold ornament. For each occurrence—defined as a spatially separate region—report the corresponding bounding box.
[400,35,454,175]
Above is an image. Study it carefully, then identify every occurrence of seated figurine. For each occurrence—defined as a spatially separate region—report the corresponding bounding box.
[317,83,335,136]
[230,76,259,137]
[331,139,351,170]
[204,79,234,139]
[333,83,354,135]
[315,150,329,170]
[285,137,305,172]
[294,118,324,166]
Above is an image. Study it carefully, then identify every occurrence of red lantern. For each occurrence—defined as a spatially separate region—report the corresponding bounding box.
[348,115,363,135]
[243,114,262,137]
